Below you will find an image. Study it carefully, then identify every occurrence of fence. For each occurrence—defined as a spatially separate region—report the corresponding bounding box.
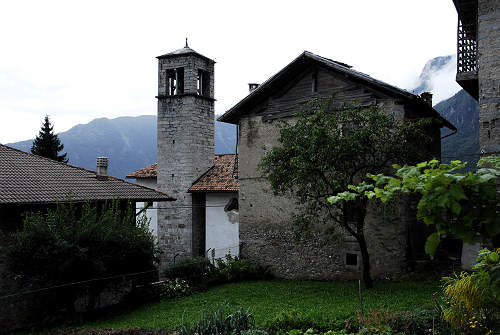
[0,241,244,331]
[0,269,159,331]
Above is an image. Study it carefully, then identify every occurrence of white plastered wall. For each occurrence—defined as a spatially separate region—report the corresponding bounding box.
[206,192,239,259]
[135,178,158,236]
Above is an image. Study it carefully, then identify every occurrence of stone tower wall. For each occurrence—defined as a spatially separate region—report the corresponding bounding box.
[478,0,500,155]
[156,52,214,269]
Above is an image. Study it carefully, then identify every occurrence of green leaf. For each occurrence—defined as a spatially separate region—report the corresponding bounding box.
[417,161,428,169]
[487,252,499,264]
[476,173,497,183]
[327,196,342,204]
[450,201,462,215]
[388,178,401,187]
[486,220,500,236]
[490,265,500,284]
[339,191,357,201]
[449,184,467,201]
[365,190,375,199]
[424,232,440,257]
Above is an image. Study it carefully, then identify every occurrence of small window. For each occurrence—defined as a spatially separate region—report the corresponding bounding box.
[346,253,358,266]
[166,68,184,95]
[197,69,210,97]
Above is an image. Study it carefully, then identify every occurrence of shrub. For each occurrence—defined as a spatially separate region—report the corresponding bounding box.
[439,248,500,333]
[264,310,340,334]
[159,279,193,299]
[283,329,347,335]
[7,200,159,320]
[350,308,451,335]
[179,304,254,335]
[355,310,398,335]
[164,254,271,289]
[164,256,216,285]
[240,330,270,335]
[214,254,272,282]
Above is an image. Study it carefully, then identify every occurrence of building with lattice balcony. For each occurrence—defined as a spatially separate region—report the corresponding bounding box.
[453,0,500,155]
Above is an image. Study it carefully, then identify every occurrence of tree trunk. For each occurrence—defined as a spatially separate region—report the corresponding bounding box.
[357,234,374,289]
[343,199,374,289]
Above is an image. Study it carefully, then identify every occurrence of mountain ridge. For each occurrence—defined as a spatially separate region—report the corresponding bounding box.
[7,116,236,178]
[7,55,479,178]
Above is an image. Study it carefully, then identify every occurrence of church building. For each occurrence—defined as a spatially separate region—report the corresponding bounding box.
[128,44,456,279]
[127,42,239,267]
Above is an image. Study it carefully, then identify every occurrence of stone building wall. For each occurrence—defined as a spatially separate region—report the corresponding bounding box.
[236,67,432,280]
[478,0,500,155]
[156,52,214,269]
[238,115,413,280]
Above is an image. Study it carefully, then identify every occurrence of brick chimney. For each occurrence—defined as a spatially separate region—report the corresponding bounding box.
[420,92,433,106]
[248,83,259,92]
[96,157,108,180]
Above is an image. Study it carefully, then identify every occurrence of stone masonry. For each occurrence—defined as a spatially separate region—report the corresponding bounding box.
[234,64,440,280]
[478,0,500,155]
[156,47,215,269]
[238,114,417,280]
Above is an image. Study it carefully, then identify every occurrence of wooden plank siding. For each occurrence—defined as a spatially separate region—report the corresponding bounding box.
[254,66,397,122]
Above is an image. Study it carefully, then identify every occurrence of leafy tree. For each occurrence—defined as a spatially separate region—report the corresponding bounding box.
[330,157,500,256]
[31,115,68,162]
[260,96,434,288]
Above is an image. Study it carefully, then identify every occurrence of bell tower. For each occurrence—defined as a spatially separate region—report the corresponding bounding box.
[156,41,215,266]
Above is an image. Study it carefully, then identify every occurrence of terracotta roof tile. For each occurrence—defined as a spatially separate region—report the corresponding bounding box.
[126,163,158,179]
[0,144,174,204]
[189,154,238,192]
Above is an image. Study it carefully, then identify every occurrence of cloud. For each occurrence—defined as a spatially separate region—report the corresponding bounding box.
[429,55,462,104]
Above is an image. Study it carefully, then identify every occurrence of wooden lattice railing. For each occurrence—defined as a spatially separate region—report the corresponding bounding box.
[457,18,478,73]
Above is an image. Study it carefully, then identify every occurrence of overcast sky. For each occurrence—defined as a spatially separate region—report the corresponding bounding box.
[0,0,460,144]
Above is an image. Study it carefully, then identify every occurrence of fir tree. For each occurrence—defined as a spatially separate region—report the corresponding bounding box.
[31,115,68,163]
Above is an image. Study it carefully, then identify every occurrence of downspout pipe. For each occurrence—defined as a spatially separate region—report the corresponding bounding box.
[441,128,458,140]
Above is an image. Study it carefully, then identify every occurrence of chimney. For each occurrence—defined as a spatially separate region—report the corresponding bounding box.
[96,157,108,180]
[248,83,259,92]
[420,92,433,106]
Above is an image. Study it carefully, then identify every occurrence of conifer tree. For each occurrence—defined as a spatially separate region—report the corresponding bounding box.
[31,115,68,163]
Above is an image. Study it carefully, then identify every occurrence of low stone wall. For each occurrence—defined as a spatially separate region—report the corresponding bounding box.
[0,233,39,330]
[0,232,147,332]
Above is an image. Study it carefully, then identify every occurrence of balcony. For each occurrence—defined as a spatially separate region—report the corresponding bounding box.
[454,0,479,100]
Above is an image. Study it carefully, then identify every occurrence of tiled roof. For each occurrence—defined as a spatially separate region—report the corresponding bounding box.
[127,155,239,193]
[157,45,215,63]
[189,155,238,193]
[0,144,174,204]
[126,163,158,179]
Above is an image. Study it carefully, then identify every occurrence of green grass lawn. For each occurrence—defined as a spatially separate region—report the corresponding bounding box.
[78,280,439,330]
